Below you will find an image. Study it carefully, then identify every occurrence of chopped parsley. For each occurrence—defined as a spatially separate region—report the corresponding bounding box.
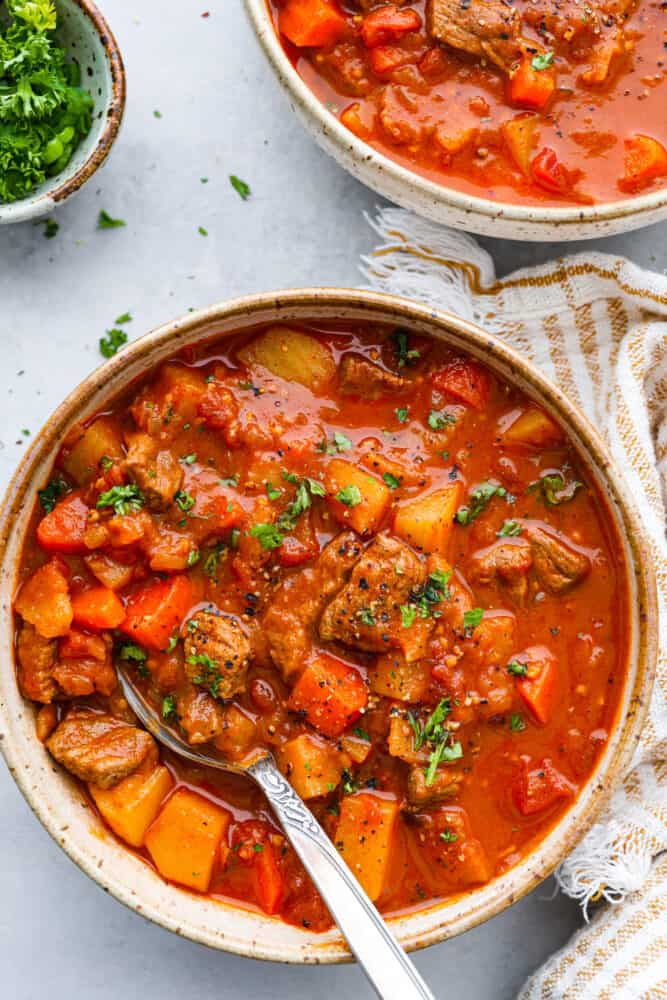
[455,481,511,525]
[507,660,528,677]
[118,642,146,664]
[318,430,353,455]
[400,604,416,629]
[174,490,195,513]
[498,519,522,537]
[532,51,554,70]
[249,523,284,550]
[336,484,362,507]
[408,698,462,786]
[96,484,144,516]
[427,410,456,432]
[114,312,132,324]
[220,473,239,488]
[252,843,264,853]
[188,653,223,698]
[395,407,409,423]
[99,328,128,358]
[440,829,459,843]
[266,482,282,501]
[393,329,420,368]
[186,548,200,567]
[98,210,126,229]
[341,769,356,795]
[181,453,197,465]
[358,608,376,627]
[277,476,325,532]
[510,713,526,732]
[402,569,451,623]
[43,218,58,238]
[198,225,208,236]
[162,695,177,720]
[203,541,226,581]
[353,727,371,742]
[230,175,251,200]
[529,472,583,506]
[38,475,69,513]
[463,607,484,634]
[383,472,401,490]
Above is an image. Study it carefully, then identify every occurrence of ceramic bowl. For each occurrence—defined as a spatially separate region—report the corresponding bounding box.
[243,0,667,242]
[0,0,125,225]
[0,289,657,962]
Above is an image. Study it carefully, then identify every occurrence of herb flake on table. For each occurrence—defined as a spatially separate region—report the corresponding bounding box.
[230,175,251,200]
[97,210,126,230]
[99,328,128,358]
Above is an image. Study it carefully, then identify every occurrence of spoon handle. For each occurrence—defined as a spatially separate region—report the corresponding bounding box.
[249,756,434,1000]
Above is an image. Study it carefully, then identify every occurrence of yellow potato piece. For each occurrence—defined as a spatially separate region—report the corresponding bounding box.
[503,407,564,449]
[335,793,399,902]
[145,787,230,893]
[62,416,124,484]
[90,765,173,848]
[324,458,391,536]
[278,733,347,799]
[237,326,336,392]
[393,483,463,555]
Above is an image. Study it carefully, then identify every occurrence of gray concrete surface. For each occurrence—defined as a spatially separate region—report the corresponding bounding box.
[2,2,663,996]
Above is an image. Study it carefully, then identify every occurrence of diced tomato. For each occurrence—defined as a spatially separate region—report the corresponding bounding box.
[432,359,490,410]
[279,0,348,49]
[618,135,667,193]
[369,45,413,75]
[197,381,238,430]
[360,5,422,48]
[418,46,448,79]
[516,646,558,725]
[278,534,320,567]
[531,147,582,198]
[72,587,126,630]
[288,654,368,738]
[121,575,196,651]
[59,629,108,661]
[508,56,556,111]
[513,757,573,816]
[36,492,89,554]
[14,558,73,639]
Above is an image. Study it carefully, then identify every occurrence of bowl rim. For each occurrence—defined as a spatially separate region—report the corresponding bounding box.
[243,0,667,231]
[2,0,126,223]
[0,287,658,963]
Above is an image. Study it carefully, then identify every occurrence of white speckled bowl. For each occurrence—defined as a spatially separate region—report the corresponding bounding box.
[0,289,658,963]
[243,0,667,242]
[0,0,125,225]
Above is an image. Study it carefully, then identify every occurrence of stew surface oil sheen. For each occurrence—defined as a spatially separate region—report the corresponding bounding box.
[269,0,667,206]
[14,322,628,930]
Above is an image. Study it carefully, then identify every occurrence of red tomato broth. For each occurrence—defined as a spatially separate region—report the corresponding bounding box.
[14,320,629,931]
[268,0,667,205]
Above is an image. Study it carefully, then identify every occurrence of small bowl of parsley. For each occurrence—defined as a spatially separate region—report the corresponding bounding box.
[0,0,125,222]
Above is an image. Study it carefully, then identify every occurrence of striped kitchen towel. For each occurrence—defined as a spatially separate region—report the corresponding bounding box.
[361,207,667,1000]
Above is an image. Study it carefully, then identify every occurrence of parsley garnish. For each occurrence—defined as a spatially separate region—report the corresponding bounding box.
[118,642,146,663]
[393,330,420,368]
[203,541,226,581]
[188,653,224,698]
[277,476,324,532]
[181,453,197,465]
[456,482,511,525]
[408,699,462,786]
[498,519,522,537]
[403,569,451,623]
[400,604,416,628]
[440,829,458,843]
[425,739,463,785]
[507,660,528,676]
[114,312,132,324]
[358,608,376,627]
[427,410,456,431]
[97,484,144,515]
[198,225,208,236]
[266,482,282,501]
[43,218,58,238]
[532,51,554,70]
[463,607,484,634]
[38,475,69,513]
[353,727,371,741]
[186,548,200,567]
[318,430,353,455]
[99,328,128,358]
[510,713,526,732]
[220,474,239,488]
[98,210,126,229]
[249,523,283,550]
[396,407,409,423]
[336,485,362,507]
[341,769,356,795]
[383,472,401,490]
[230,175,251,200]
[162,695,177,720]
[174,490,195,513]
[529,472,583,506]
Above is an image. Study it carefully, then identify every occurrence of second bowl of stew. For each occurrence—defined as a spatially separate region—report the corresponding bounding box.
[0,288,657,961]
[244,0,667,240]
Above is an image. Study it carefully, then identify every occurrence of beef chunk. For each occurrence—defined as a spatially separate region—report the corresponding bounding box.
[468,538,533,605]
[17,623,58,703]
[176,686,225,744]
[524,525,591,594]
[184,610,251,700]
[319,534,426,655]
[46,709,156,788]
[263,531,362,680]
[339,354,408,400]
[406,765,464,810]
[123,433,183,510]
[426,0,522,72]
[53,631,117,698]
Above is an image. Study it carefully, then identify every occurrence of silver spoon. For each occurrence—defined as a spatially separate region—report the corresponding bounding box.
[117,670,434,1000]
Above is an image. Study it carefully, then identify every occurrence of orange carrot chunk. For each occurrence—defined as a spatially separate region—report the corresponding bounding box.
[288,654,368,739]
[513,757,573,816]
[121,575,196,651]
[71,587,126,631]
[516,647,558,725]
[508,56,556,111]
[15,558,72,638]
[360,5,422,48]
[279,0,348,49]
[36,492,89,554]
[432,358,491,410]
[618,135,667,193]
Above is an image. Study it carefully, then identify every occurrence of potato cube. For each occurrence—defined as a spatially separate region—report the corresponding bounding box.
[324,458,391,536]
[371,653,431,702]
[237,326,336,392]
[503,407,563,449]
[334,793,399,901]
[393,483,463,555]
[62,417,124,484]
[145,788,230,892]
[90,765,173,848]
[278,733,347,799]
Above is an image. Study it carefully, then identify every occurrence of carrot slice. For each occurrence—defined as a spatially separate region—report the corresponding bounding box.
[513,757,573,815]
[36,492,89,554]
[618,135,667,193]
[72,587,126,631]
[279,0,348,49]
[15,559,72,638]
[121,575,196,651]
[508,57,555,111]
[288,654,367,738]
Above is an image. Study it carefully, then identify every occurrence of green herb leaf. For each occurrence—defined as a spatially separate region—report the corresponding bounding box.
[187,653,223,698]
[400,604,416,628]
[174,490,195,513]
[97,484,144,516]
[463,607,484,633]
[393,329,420,368]
[383,472,401,490]
[162,694,177,720]
[530,472,583,506]
[507,660,528,677]
[98,210,126,229]
[249,523,284,550]
[198,225,208,236]
[187,548,200,567]
[266,482,282,501]
[230,175,251,200]
[425,738,462,786]
[38,475,69,513]
[358,608,376,627]
[119,642,147,664]
[336,484,362,507]
[353,727,371,741]
[532,51,554,70]
[510,713,526,732]
[203,542,226,581]
[220,474,239,488]
[43,218,58,238]
[114,311,132,325]
[305,477,326,497]
[498,519,522,537]
[455,481,509,525]
[99,328,128,359]
[396,407,409,423]
[181,453,197,465]
[333,431,353,452]
[440,829,458,843]
[427,410,456,431]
